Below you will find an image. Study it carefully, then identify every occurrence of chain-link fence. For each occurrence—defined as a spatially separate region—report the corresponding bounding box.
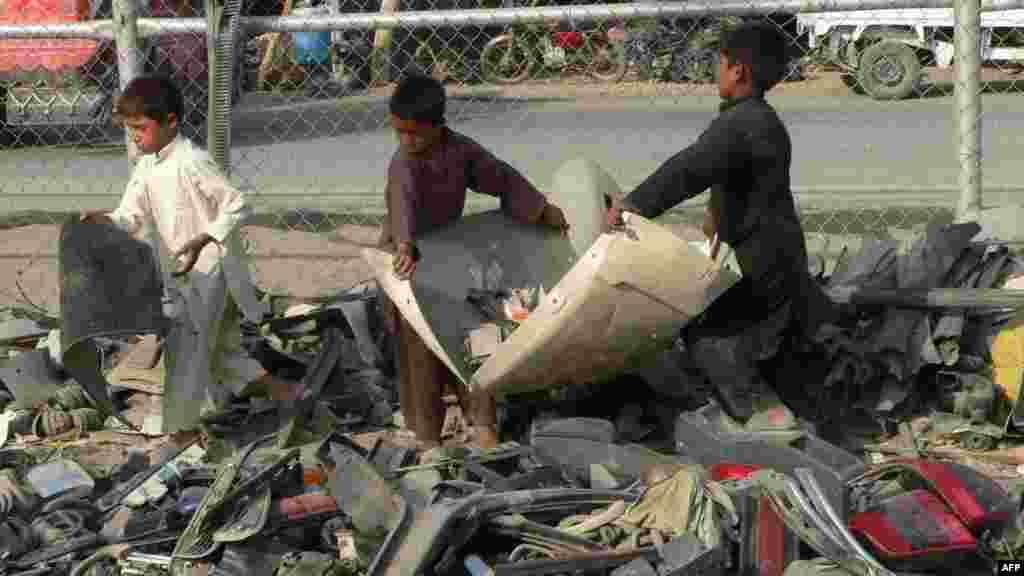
[0,0,1020,305]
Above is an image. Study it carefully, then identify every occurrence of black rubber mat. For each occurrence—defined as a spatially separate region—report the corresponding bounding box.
[58,217,167,426]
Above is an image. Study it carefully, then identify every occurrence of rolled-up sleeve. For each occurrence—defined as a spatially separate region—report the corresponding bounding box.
[109,164,152,238]
[386,154,418,246]
[464,138,547,225]
[186,151,253,244]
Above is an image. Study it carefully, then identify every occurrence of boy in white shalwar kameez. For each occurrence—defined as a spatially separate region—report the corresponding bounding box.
[82,76,302,449]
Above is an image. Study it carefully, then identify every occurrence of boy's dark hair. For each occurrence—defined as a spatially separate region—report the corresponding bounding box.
[719,22,788,93]
[114,75,184,124]
[389,74,446,125]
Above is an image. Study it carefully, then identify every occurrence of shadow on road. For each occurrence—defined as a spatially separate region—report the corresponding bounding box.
[230,88,569,149]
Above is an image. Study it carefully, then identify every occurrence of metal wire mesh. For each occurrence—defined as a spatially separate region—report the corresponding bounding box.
[0,0,1011,306]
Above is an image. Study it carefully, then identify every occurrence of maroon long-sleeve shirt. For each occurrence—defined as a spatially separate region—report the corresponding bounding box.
[379,129,548,249]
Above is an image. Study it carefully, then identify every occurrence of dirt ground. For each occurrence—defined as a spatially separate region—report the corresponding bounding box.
[0,223,384,313]
[0,220,706,311]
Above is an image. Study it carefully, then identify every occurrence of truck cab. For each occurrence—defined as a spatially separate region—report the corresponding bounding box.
[0,0,211,146]
[797,9,1024,100]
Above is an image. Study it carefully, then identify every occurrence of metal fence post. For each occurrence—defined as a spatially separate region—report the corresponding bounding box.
[206,0,241,174]
[955,0,982,222]
[113,0,143,161]
[207,0,225,169]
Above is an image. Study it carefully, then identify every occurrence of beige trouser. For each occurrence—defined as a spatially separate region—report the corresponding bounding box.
[385,294,496,444]
[162,295,268,434]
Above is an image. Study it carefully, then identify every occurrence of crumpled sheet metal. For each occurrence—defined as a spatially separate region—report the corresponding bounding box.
[827,222,982,381]
[59,217,167,425]
[828,236,900,292]
[364,209,578,388]
[365,158,739,396]
[474,211,739,396]
[364,211,739,397]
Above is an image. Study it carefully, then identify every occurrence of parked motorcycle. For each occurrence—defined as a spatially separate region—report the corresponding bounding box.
[621,21,696,82]
[619,17,804,85]
[480,18,628,85]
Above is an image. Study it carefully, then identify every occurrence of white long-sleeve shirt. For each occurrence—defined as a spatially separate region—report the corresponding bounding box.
[110,134,269,333]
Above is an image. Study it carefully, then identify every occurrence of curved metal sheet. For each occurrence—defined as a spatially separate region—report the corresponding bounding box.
[363,160,739,397]
[547,157,613,257]
[473,214,738,396]
[58,217,167,425]
[364,211,577,386]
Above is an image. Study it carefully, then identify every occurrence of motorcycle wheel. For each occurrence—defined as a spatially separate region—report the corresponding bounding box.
[585,39,628,83]
[480,36,536,85]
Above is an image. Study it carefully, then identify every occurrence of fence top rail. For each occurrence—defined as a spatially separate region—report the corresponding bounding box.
[1,0,1024,39]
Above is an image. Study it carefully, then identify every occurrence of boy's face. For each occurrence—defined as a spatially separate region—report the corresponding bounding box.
[718,50,747,99]
[124,113,177,155]
[391,115,443,157]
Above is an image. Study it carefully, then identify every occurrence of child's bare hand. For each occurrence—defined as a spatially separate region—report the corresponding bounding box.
[538,203,569,236]
[393,242,417,280]
[702,203,720,239]
[605,198,625,230]
[173,233,214,277]
[80,210,111,225]
[709,236,721,261]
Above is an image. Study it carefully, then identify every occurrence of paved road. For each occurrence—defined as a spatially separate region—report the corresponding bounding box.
[2,91,1023,215]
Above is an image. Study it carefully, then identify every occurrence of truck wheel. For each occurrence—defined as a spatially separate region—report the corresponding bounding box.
[841,70,865,94]
[856,40,921,100]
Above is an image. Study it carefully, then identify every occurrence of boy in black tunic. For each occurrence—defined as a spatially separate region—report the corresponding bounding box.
[608,22,833,430]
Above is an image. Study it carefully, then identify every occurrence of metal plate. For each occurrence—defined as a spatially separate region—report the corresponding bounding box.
[365,209,577,386]
[59,218,166,350]
[0,349,65,410]
[364,159,738,396]
[59,217,166,425]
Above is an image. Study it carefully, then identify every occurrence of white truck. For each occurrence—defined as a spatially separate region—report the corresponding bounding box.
[795,9,1024,100]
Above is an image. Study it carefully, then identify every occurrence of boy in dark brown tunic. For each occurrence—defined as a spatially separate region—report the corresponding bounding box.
[379,74,570,449]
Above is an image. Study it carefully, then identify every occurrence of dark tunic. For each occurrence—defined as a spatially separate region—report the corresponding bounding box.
[378,128,549,442]
[621,95,833,338]
[380,128,548,248]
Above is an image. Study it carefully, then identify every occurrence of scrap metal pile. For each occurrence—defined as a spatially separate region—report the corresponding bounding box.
[0,414,1019,575]
[0,215,1021,574]
[762,221,1024,462]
